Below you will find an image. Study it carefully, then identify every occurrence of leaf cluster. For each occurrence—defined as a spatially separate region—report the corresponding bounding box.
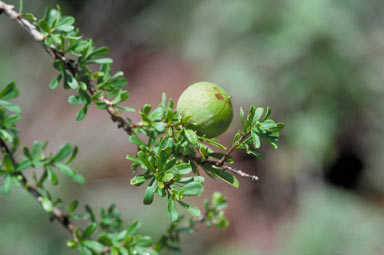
[0,3,285,255]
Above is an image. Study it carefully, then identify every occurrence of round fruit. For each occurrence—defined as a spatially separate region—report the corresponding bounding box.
[176,81,233,138]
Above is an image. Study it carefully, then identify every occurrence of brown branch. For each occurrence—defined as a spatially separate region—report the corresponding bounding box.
[216,130,251,166]
[0,1,44,41]
[187,155,259,181]
[0,0,135,136]
[221,165,258,181]
[0,138,77,237]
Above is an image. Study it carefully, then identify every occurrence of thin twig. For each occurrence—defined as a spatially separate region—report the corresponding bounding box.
[216,130,250,166]
[0,1,135,136]
[186,155,259,181]
[0,1,44,41]
[221,165,258,180]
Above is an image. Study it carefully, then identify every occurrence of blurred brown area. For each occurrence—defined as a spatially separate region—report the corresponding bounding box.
[1,0,384,254]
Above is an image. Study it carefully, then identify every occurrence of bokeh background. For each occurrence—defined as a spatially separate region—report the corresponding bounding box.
[1,0,384,254]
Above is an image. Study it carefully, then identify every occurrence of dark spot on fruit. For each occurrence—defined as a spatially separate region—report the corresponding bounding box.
[215,93,224,100]
[213,87,218,90]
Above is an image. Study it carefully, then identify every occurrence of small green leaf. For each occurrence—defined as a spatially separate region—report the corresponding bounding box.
[111,247,120,255]
[56,163,85,184]
[202,164,239,188]
[0,81,18,99]
[82,223,97,239]
[251,130,260,149]
[87,58,113,64]
[180,182,204,196]
[68,200,79,213]
[126,220,141,236]
[184,128,198,145]
[162,173,174,182]
[3,154,14,172]
[68,95,87,105]
[167,197,178,221]
[66,240,77,249]
[169,163,192,175]
[64,72,79,89]
[4,115,21,126]
[116,106,135,112]
[0,175,11,194]
[260,119,276,129]
[31,141,44,159]
[178,200,201,216]
[245,105,256,130]
[0,100,21,113]
[78,245,93,255]
[253,107,264,124]
[49,74,62,89]
[212,192,228,210]
[0,129,14,142]
[39,19,50,33]
[89,46,109,58]
[85,204,95,222]
[21,13,37,21]
[55,16,75,32]
[129,135,146,146]
[240,107,245,130]
[82,240,104,253]
[41,197,53,213]
[52,143,72,162]
[137,151,155,172]
[130,174,151,186]
[126,154,141,164]
[97,235,113,246]
[111,90,129,104]
[45,8,60,26]
[135,236,153,247]
[15,159,32,171]
[261,106,271,122]
[76,103,90,121]
[66,146,78,164]
[143,178,157,205]
[46,166,58,185]
[201,137,227,150]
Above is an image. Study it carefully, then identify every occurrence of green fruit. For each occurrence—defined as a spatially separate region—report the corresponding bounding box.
[177,81,233,138]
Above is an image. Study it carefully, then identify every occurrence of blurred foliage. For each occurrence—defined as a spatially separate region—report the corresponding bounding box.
[279,187,384,255]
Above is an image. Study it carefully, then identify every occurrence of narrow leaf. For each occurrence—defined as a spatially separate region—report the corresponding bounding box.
[64,72,78,89]
[0,100,21,113]
[251,130,261,149]
[180,182,204,196]
[126,220,141,236]
[46,166,58,185]
[56,163,85,184]
[0,81,18,99]
[0,175,11,194]
[184,128,198,145]
[178,200,201,217]
[49,74,62,90]
[202,164,239,188]
[52,143,72,162]
[82,240,104,253]
[143,178,157,205]
[87,58,113,64]
[41,197,53,213]
[82,223,98,239]
[167,197,178,221]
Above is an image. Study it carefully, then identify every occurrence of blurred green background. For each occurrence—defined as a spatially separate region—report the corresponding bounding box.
[1,0,384,254]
